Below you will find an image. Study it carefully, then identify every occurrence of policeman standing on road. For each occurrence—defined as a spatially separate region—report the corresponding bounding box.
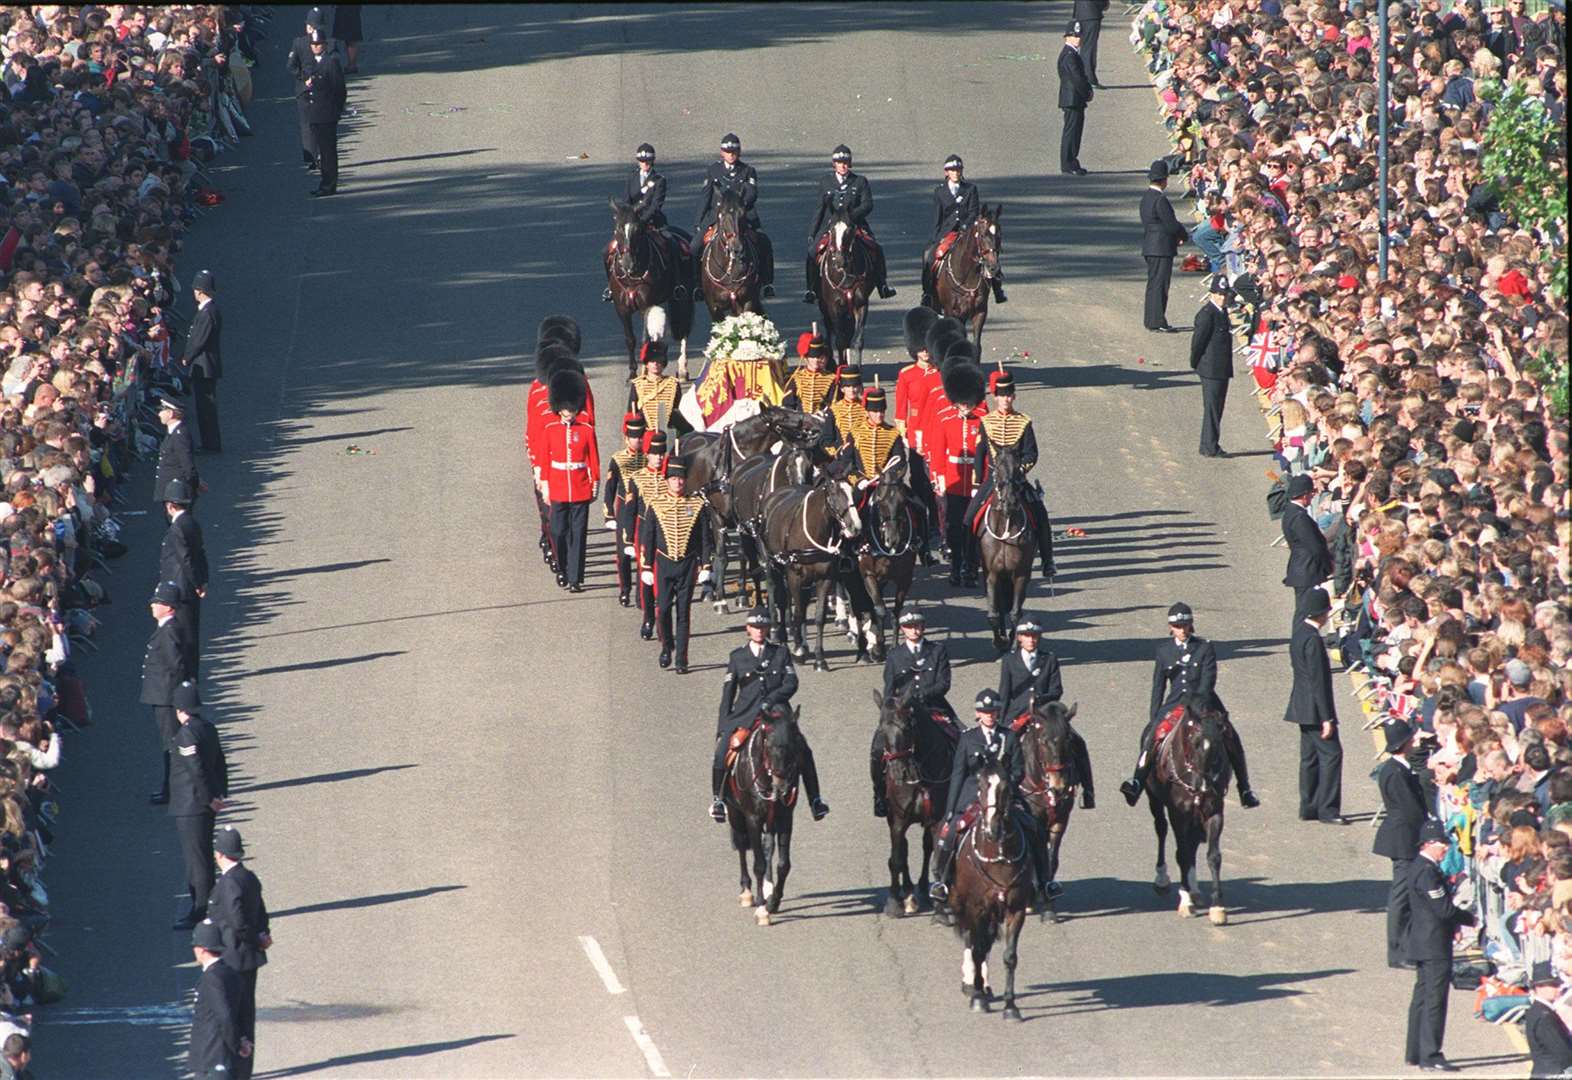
[285,8,327,170]
[1284,588,1344,824]
[1190,274,1234,457]
[191,921,251,1078]
[302,22,347,197]
[693,133,775,298]
[142,581,193,806]
[1141,160,1189,332]
[159,478,208,677]
[1281,474,1333,609]
[170,680,227,930]
[209,827,271,1080]
[1402,819,1475,1072]
[638,460,712,674]
[1057,23,1094,176]
[181,270,223,453]
[153,395,200,507]
[1374,720,1428,968]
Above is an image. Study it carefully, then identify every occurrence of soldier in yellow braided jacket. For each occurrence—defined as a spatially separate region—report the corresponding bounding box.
[962,371,1055,578]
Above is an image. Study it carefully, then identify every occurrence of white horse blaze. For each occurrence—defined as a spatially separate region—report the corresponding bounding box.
[834,220,848,249]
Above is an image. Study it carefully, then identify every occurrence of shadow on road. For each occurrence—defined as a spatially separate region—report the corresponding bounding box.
[252,1034,517,1077]
[271,885,468,920]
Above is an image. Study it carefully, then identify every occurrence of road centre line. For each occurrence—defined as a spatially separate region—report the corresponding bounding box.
[578,934,626,994]
[623,1015,672,1078]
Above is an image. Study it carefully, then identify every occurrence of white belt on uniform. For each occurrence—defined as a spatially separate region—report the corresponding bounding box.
[551,461,588,470]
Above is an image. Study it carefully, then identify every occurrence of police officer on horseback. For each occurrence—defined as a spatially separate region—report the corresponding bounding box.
[803,145,896,306]
[998,618,1095,808]
[923,156,1006,307]
[693,133,775,298]
[714,610,828,822]
[1119,603,1260,808]
[962,373,1053,578]
[870,610,960,817]
[930,689,1047,902]
[604,143,692,303]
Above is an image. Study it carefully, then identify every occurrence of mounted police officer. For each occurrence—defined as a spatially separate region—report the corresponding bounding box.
[930,689,1047,902]
[962,372,1053,578]
[998,618,1095,808]
[693,133,775,298]
[1119,603,1260,807]
[604,143,692,303]
[713,611,828,822]
[870,610,960,816]
[923,156,1005,307]
[803,145,896,306]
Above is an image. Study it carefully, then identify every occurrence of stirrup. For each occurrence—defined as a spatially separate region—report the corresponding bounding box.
[929,881,949,901]
[709,799,727,823]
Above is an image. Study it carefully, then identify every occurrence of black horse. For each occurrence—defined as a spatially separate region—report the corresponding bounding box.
[977,443,1034,651]
[728,444,820,612]
[930,204,1003,353]
[949,756,1032,1020]
[700,189,766,321]
[1016,700,1081,921]
[606,198,694,378]
[1144,704,1231,926]
[758,476,863,671]
[813,207,873,363]
[854,467,919,662]
[873,682,953,917]
[723,704,802,926]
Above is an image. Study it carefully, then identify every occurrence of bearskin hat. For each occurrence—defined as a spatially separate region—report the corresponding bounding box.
[942,338,978,372]
[942,362,987,410]
[902,307,939,359]
[925,316,965,364]
[535,341,576,384]
[548,368,588,415]
[537,314,582,355]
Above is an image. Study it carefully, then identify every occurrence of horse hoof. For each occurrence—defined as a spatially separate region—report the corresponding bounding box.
[1153,868,1171,893]
[755,907,771,926]
[1002,1005,1022,1022]
[812,661,829,672]
[1208,906,1228,926]
[903,895,920,916]
[971,995,989,1014]
[739,890,753,907]
[883,898,903,918]
[1053,909,1070,925]
[961,982,973,999]
[712,600,728,614]
[1178,901,1193,918]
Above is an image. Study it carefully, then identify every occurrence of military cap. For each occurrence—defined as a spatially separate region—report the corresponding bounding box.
[635,143,656,161]
[172,679,201,713]
[898,609,926,627]
[990,371,1016,396]
[163,477,194,507]
[975,688,1002,713]
[745,608,772,627]
[836,364,863,387]
[156,394,185,415]
[798,328,830,359]
[903,307,939,359]
[863,385,887,410]
[720,133,741,152]
[926,316,965,362]
[1167,602,1194,624]
[215,826,245,859]
[537,314,582,355]
[192,920,226,952]
[151,581,182,606]
[639,338,669,364]
[1066,19,1083,36]
[831,145,852,163]
[1209,273,1232,296]
[942,338,978,372]
[665,459,688,479]
[644,430,669,454]
[622,413,647,438]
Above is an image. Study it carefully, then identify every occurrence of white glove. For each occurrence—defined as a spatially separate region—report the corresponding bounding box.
[857,478,874,491]
[641,571,654,586]
[603,519,618,530]
[698,569,712,585]
[624,546,636,557]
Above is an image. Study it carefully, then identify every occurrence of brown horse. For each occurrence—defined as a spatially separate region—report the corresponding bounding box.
[872,683,953,917]
[758,477,863,671]
[1017,699,1080,922]
[813,207,873,363]
[976,443,1033,651]
[1144,704,1230,926]
[723,704,803,927]
[931,204,1003,352]
[700,190,766,321]
[950,756,1032,1020]
[606,198,693,378]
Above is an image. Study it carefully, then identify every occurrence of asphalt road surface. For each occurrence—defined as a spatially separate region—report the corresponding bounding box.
[46,5,1524,1078]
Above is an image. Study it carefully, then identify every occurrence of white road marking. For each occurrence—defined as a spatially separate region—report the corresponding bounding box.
[577,935,626,995]
[624,1015,671,1078]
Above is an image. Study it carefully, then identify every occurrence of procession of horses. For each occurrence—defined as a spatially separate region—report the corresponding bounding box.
[583,184,1239,1023]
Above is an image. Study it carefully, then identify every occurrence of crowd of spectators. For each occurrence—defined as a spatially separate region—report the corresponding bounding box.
[1133,0,1570,1046]
[0,3,262,1064]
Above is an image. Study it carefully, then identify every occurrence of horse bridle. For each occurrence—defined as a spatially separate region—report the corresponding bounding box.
[705,210,755,293]
[821,218,867,302]
[941,218,994,297]
[984,473,1028,542]
[748,723,797,804]
[867,484,914,558]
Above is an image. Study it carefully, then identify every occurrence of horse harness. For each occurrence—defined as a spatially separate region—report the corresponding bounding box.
[728,720,799,827]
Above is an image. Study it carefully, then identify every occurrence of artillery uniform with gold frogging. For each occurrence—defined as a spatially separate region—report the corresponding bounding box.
[963,372,1054,577]
[638,460,714,674]
[782,328,836,414]
[627,339,690,434]
[604,413,648,607]
[629,430,670,639]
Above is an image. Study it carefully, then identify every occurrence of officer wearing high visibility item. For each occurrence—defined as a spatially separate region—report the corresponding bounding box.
[542,369,599,593]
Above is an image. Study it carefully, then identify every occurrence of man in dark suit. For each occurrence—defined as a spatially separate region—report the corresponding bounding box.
[713,611,827,822]
[153,395,200,507]
[1282,474,1333,607]
[1403,819,1475,1071]
[160,478,209,676]
[190,921,251,1077]
[209,827,271,1079]
[285,8,327,169]
[142,581,193,805]
[1057,22,1094,175]
[171,680,228,930]
[1190,274,1234,456]
[930,689,1025,902]
[1524,963,1572,1078]
[1374,720,1430,968]
[1141,160,1189,331]
[1073,0,1110,86]
[301,24,347,196]
[1283,588,1343,823]
[870,610,959,816]
[998,618,1095,807]
[181,269,223,452]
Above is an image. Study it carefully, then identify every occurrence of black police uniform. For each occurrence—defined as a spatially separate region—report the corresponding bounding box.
[1073,0,1111,84]
[160,507,209,676]
[182,295,223,452]
[209,860,270,1075]
[171,712,228,925]
[301,45,347,194]
[805,169,890,301]
[870,637,959,808]
[285,22,321,166]
[1524,996,1572,1077]
[190,956,246,1078]
[998,644,1096,806]
[638,487,713,673]
[1283,614,1342,821]
[154,418,199,507]
[962,410,1055,576]
[930,722,1046,894]
[617,166,692,300]
[1140,184,1188,329]
[140,614,193,800]
[923,177,982,303]
[1281,499,1333,606]
[693,158,774,291]
[1403,852,1475,1068]
[1373,756,1428,966]
[1190,296,1233,456]
[714,640,824,810]
[1057,38,1094,173]
[1122,632,1256,803]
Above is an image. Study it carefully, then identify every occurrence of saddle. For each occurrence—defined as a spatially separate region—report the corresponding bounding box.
[970,491,1039,537]
[937,801,980,842]
[933,230,960,263]
[815,227,878,256]
[928,708,962,744]
[1151,705,1186,751]
[724,722,754,770]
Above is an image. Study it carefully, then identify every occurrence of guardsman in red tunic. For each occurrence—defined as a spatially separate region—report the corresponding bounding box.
[603,413,647,607]
[542,369,600,592]
[930,361,988,587]
[629,430,669,639]
[894,307,943,458]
